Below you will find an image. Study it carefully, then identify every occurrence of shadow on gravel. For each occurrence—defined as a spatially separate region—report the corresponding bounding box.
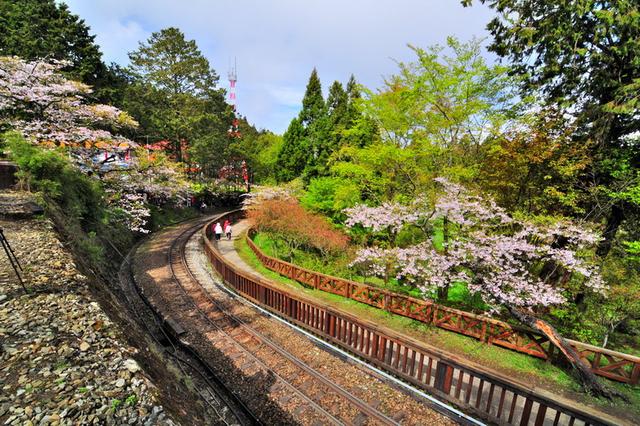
[193,335,301,426]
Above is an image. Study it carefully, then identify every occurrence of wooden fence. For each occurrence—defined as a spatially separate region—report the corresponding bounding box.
[245,227,640,386]
[202,213,627,426]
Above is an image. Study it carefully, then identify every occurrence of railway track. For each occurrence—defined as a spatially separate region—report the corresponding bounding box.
[119,217,258,426]
[167,218,410,425]
[125,208,629,426]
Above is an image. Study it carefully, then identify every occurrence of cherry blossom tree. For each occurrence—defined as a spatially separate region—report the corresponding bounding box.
[0,56,138,169]
[0,56,165,234]
[108,191,151,234]
[346,178,621,398]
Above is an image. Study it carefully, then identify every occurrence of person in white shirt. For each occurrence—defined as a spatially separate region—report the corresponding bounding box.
[214,222,223,240]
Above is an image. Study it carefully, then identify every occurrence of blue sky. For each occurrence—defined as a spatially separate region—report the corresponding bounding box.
[63,0,496,134]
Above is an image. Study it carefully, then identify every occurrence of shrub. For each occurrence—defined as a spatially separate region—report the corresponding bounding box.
[301,177,361,221]
[247,198,349,258]
[5,132,104,227]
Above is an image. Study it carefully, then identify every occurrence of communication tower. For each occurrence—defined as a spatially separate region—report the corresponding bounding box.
[228,59,240,138]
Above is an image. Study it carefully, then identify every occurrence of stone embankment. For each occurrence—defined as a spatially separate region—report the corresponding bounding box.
[0,191,174,426]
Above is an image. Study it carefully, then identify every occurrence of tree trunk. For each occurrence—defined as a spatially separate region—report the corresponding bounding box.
[596,203,624,257]
[437,285,449,302]
[438,216,450,301]
[507,306,626,401]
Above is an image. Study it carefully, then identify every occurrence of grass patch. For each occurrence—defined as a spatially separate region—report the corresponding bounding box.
[252,230,486,310]
[235,231,640,416]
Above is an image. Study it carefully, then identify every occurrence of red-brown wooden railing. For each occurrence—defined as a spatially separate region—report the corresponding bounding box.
[202,213,628,426]
[245,227,640,386]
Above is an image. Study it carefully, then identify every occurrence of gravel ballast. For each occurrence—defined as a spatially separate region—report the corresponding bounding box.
[0,213,174,426]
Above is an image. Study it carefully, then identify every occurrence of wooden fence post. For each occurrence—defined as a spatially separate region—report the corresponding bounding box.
[435,361,454,394]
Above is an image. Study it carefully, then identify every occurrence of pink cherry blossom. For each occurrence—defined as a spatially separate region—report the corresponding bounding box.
[0,56,138,158]
[346,177,607,311]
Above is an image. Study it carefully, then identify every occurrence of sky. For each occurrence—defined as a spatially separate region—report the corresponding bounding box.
[63,0,497,134]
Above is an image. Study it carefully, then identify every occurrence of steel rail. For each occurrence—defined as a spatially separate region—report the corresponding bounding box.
[175,225,408,426]
[168,221,349,425]
[119,219,257,426]
[213,261,485,426]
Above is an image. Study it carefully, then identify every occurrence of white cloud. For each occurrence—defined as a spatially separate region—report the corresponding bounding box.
[95,19,148,65]
[266,86,305,108]
[64,0,497,134]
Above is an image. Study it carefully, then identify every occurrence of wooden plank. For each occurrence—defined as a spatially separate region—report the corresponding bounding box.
[486,383,495,414]
[465,376,474,404]
[425,357,433,385]
[535,404,547,426]
[475,379,485,409]
[496,388,506,419]
[409,350,417,377]
[508,394,518,424]
[417,353,425,383]
[455,369,464,400]
[520,398,533,426]
[402,346,409,373]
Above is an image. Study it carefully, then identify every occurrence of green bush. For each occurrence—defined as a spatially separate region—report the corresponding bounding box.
[301,177,361,222]
[5,132,104,228]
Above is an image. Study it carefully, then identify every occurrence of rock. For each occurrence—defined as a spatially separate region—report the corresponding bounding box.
[123,359,140,374]
[0,215,169,426]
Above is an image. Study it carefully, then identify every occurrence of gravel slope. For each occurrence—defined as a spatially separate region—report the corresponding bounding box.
[0,214,174,426]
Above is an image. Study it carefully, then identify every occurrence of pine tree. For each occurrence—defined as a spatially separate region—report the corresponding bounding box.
[345,74,362,126]
[327,81,348,127]
[343,74,376,148]
[125,27,229,162]
[275,118,307,182]
[303,80,349,179]
[299,68,325,127]
[128,27,219,97]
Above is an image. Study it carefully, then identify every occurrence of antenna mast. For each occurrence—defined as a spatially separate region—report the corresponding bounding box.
[228,58,240,138]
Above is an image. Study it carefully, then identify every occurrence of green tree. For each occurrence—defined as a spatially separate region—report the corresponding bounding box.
[275,118,307,182]
[341,75,377,148]
[337,37,514,201]
[125,27,229,163]
[301,176,361,221]
[0,0,116,101]
[254,132,284,183]
[276,68,329,182]
[299,68,325,127]
[128,27,218,96]
[327,81,348,128]
[464,0,640,256]
[479,108,592,215]
[345,74,361,125]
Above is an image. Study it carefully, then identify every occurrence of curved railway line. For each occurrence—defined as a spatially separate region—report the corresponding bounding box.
[130,214,457,425]
[170,217,406,425]
[119,217,259,426]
